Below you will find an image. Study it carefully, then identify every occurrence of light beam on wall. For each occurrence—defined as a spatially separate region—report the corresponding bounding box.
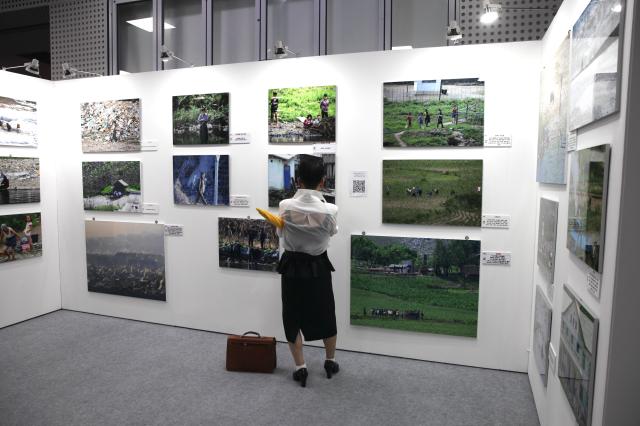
[126,17,176,32]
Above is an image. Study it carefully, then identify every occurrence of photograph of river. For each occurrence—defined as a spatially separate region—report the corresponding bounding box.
[0,96,38,147]
[0,157,40,205]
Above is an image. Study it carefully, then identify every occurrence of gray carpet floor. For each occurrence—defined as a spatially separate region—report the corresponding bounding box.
[0,310,539,426]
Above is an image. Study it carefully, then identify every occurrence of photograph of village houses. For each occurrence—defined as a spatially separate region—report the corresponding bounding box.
[82,161,141,212]
[268,153,335,207]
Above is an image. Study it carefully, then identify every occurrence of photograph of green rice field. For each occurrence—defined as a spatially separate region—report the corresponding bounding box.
[350,235,480,337]
[382,159,483,226]
[383,78,484,147]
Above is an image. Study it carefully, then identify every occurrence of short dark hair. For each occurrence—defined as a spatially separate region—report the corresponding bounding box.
[297,154,324,189]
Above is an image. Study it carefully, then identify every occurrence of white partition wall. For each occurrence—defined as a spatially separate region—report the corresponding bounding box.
[0,72,61,328]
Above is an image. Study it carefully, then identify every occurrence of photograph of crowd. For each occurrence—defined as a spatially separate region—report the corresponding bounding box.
[268,153,335,207]
[0,212,42,264]
[85,220,166,301]
[268,85,336,143]
[82,161,141,212]
[0,96,37,147]
[81,99,141,152]
[383,78,484,147]
[218,217,279,272]
[173,155,229,206]
[350,234,481,337]
[0,156,40,205]
[173,92,229,145]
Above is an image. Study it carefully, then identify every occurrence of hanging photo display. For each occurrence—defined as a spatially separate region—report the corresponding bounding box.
[383,78,484,147]
[82,161,141,212]
[533,286,552,387]
[268,85,336,143]
[218,217,279,272]
[0,212,42,264]
[382,159,483,227]
[85,220,166,301]
[350,234,481,337]
[173,155,230,206]
[537,36,569,184]
[537,197,559,285]
[172,92,229,145]
[0,156,40,205]
[567,144,610,273]
[81,98,141,152]
[267,153,335,207]
[0,96,38,147]
[569,0,625,130]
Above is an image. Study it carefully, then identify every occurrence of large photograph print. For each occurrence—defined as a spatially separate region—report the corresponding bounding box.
[350,235,480,337]
[82,161,141,212]
[537,37,569,184]
[383,78,484,147]
[559,285,599,426]
[218,217,279,272]
[268,153,335,207]
[567,145,610,273]
[382,160,483,227]
[81,99,141,152]
[533,286,552,387]
[537,197,559,285]
[85,220,166,301]
[569,0,625,130]
[0,156,40,204]
[268,85,336,143]
[173,93,229,145]
[173,155,229,206]
[0,96,37,147]
[0,212,42,264]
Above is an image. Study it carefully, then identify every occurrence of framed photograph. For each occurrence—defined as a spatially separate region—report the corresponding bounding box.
[351,234,481,337]
[81,99,141,152]
[537,198,559,285]
[173,155,229,206]
[0,212,42,264]
[218,217,279,272]
[0,96,37,147]
[82,161,141,212]
[533,286,552,386]
[173,93,229,145]
[383,78,484,147]
[268,153,335,207]
[0,156,40,205]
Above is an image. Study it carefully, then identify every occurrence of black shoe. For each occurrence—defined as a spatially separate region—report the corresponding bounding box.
[293,368,308,387]
[324,360,340,379]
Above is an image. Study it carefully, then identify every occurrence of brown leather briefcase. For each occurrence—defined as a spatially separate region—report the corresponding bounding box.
[226,331,277,373]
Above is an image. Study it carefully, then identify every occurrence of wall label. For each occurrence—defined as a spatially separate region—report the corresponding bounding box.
[230,195,251,207]
[142,203,160,214]
[164,224,184,237]
[481,214,510,229]
[141,139,159,151]
[587,270,601,299]
[567,131,577,152]
[484,134,512,147]
[481,251,512,266]
[230,133,251,144]
[549,343,558,374]
[313,143,337,154]
[349,171,368,197]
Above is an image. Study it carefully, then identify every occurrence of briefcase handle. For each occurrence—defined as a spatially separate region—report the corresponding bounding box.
[242,331,261,338]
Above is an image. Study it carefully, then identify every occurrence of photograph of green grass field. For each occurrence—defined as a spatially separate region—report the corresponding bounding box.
[382,160,482,226]
[350,235,480,337]
[383,78,484,147]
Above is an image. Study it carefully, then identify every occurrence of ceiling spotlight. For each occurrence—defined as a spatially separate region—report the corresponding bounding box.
[480,3,501,24]
[1,59,40,76]
[62,63,103,78]
[161,46,194,67]
[447,20,463,42]
[611,3,622,12]
[271,40,297,59]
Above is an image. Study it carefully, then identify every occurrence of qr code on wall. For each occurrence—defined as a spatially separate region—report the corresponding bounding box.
[352,180,366,194]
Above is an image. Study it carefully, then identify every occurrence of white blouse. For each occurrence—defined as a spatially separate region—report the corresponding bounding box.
[278,189,338,256]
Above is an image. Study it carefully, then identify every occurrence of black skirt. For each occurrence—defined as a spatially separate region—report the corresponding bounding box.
[277,250,337,343]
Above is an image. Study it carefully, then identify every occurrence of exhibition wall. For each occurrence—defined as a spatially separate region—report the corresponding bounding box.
[527,0,636,425]
[46,41,541,372]
[0,72,61,328]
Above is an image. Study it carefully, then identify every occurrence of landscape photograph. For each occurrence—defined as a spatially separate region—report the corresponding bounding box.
[173,92,229,145]
[0,96,38,147]
[268,153,335,207]
[82,161,141,212]
[218,217,279,272]
[81,99,141,152]
[0,156,40,205]
[383,78,484,147]
[533,286,552,387]
[268,85,336,143]
[537,197,559,285]
[382,159,483,226]
[85,220,166,301]
[173,155,229,206]
[567,145,610,273]
[537,37,569,184]
[0,212,42,264]
[350,235,481,337]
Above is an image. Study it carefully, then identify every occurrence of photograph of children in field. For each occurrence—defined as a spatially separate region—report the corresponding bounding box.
[0,212,42,264]
[350,235,480,337]
[382,159,483,227]
[268,85,336,143]
[173,93,229,145]
[383,78,484,147]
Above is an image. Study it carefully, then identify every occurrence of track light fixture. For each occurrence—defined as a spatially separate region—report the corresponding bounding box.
[1,59,39,76]
[160,46,194,68]
[480,2,550,25]
[271,41,298,59]
[62,63,103,78]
